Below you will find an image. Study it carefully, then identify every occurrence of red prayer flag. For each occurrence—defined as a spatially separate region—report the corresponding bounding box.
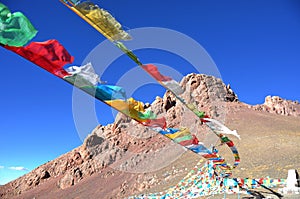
[4,39,73,78]
[226,140,234,147]
[143,117,167,129]
[203,153,218,159]
[142,64,172,82]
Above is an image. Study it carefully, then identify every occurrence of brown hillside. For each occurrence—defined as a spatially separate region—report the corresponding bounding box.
[1,74,299,199]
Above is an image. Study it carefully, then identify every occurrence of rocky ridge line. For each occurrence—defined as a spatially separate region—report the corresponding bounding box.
[1,74,299,198]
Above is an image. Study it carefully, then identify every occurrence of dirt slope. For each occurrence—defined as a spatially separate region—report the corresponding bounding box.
[1,74,299,199]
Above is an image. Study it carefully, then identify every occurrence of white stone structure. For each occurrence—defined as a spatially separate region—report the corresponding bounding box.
[279,169,300,195]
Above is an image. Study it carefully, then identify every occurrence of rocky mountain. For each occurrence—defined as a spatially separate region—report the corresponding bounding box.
[252,95,300,117]
[0,74,299,199]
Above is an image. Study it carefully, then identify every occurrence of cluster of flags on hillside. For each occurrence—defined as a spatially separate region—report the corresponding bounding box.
[130,160,286,198]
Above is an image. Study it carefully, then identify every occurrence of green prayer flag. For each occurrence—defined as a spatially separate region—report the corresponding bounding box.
[0,3,37,46]
[0,3,10,21]
[221,136,230,143]
[195,110,205,118]
[138,109,157,120]
[173,134,193,143]
[115,42,142,65]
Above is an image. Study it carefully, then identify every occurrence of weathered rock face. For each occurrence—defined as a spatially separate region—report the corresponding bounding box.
[180,74,238,103]
[180,74,238,121]
[1,74,298,199]
[1,73,239,198]
[252,95,300,117]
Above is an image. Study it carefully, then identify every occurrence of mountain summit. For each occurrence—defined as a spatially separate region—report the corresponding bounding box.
[1,74,299,199]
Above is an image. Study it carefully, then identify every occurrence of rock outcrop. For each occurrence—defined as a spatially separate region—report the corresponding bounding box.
[252,95,300,117]
[1,74,299,199]
[1,73,239,198]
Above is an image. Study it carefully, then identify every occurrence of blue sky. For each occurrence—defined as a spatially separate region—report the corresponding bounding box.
[1,0,300,185]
